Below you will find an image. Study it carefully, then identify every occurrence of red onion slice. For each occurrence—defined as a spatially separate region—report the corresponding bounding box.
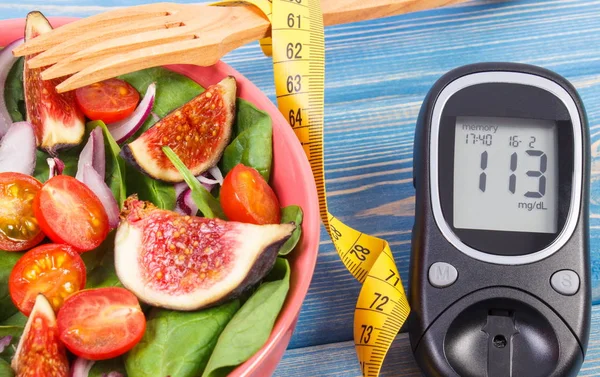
[0,121,36,175]
[47,157,65,179]
[208,166,224,185]
[0,335,12,353]
[182,190,199,216]
[76,127,105,181]
[80,164,120,229]
[174,173,217,216]
[0,38,24,139]
[197,174,219,185]
[70,357,95,377]
[107,82,156,144]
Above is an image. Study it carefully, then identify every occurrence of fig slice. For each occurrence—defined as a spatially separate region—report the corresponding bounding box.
[114,196,295,310]
[121,76,236,182]
[11,294,69,377]
[24,11,85,153]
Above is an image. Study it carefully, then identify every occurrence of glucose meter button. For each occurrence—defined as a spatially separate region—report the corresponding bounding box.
[428,262,458,288]
[551,270,579,296]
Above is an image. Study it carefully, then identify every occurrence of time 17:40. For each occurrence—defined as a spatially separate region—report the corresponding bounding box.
[465,133,492,146]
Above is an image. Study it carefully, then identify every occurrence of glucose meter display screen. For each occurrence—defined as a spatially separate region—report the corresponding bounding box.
[453,116,558,234]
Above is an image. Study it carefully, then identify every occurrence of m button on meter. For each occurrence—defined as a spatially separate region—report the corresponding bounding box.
[428,262,458,288]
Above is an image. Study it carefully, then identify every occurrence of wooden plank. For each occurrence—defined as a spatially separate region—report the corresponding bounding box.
[274,305,600,376]
[280,0,600,349]
[3,0,600,354]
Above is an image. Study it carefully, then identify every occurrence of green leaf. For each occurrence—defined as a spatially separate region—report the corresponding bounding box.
[0,313,26,328]
[278,206,303,255]
[162,146,225,219]
[89,358,128,377]
[220,99,273,181]
[88,121,127,207]
[0,358,14,377]
[0,325,24,363]
[125,166,175,210]
[33,147,81,183]
[4,58,25,123]
[0,251,22,322]
[202,258,290,377]
[125,301,239,377]
[118,67,203,143]
[85,232,122,289]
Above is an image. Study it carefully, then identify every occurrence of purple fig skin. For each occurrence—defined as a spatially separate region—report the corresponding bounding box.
[206,235,289,309]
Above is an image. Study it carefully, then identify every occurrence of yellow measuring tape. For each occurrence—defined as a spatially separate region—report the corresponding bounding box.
[214,1,411,375]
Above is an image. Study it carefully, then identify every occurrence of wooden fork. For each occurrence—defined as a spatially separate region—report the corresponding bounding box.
[12,0,467,92]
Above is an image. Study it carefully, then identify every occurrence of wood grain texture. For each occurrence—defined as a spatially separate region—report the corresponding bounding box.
[274,304,600,376]
[3,0,600,375]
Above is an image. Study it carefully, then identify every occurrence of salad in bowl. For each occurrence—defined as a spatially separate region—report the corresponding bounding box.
[0,11,319,377]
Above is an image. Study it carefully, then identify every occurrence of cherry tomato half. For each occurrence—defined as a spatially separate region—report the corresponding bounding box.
[75,78,140,124]
[0,172,45,251]
[33,175,109,251]
[57,287,146,360]
[9,244,86,316]
[220,164,281,225]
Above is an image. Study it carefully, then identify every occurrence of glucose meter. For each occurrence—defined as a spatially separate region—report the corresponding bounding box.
[409,63,590,377]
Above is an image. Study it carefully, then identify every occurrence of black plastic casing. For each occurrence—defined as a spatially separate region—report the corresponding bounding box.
[408,63,591,377]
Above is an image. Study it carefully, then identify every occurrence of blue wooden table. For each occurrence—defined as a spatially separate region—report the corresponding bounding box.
[3,0,600,375]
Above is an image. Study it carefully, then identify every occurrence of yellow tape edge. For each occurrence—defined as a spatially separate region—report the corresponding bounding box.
[211,1,411,376]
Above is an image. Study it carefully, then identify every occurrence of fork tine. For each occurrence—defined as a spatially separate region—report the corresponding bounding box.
[42,26,198,80]
[55,33,259,93]
[12,2,180,57]
[28,14,185,69]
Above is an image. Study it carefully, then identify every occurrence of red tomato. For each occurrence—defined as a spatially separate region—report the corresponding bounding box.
[57,287,146,360]
[9,243,86,316]
[33,175,109,251]
[220,164,281,224]
[75,78,140,124]
[0,172,45,251]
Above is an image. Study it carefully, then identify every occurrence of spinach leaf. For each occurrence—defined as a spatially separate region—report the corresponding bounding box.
[88,121,127,207]
[4,58,25,122]
[85,232,122,289]
[125,167,175,210]
[220,99,273,181]
[0,325,24,363]
[0,313,26,328]
[33,147,80,183]
[0,252,22,322]
[125,300,239,377]
[202,258,290,377]
[0,358,14,377]
[89,358,128,377]
[163,147,225,219]
[278,205,303,255]
[119,67,203,142]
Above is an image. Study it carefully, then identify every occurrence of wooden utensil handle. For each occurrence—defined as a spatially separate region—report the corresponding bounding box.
[322,0,467,26]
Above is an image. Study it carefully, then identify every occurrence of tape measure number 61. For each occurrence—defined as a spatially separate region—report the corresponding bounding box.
[214,1,411,375]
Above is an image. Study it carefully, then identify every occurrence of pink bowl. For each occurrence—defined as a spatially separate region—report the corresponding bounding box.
[0,17,320,377]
